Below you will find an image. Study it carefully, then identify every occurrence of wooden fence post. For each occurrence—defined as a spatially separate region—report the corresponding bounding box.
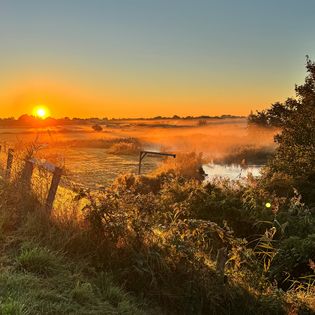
[46,167,62,214]
[216,247,228,283]
[138,151,145,175]
[22,160,34,189]
[5,149,14,179]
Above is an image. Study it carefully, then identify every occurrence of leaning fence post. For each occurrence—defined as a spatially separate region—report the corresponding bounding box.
[46,167,62,214]
[21,160,34,190]
[5,149,14,179]
[216,247,228,283]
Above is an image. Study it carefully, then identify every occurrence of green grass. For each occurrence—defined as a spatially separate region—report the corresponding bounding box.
[0,182,155,315]
[0,242,150,315]
[16,245,61,276]
[0,242,148,315]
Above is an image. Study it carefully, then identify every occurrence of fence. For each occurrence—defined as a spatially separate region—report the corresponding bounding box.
[0,145,62,214]
[0,142,178,214]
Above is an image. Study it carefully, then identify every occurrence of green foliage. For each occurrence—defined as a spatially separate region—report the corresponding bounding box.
[271,235,315,285]
[77,173,312,313]
[250,57,315,206]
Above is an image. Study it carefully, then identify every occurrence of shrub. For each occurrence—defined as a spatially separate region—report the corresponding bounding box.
[92,124,103,132]
[155,152,205,180]
[270,235,315,286]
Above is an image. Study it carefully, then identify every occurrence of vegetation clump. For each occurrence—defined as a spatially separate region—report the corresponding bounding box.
[215,145,275,165]
[92,124,103,132]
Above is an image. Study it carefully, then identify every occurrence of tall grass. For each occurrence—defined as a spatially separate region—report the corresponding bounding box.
[108,141,140,155]
[154,152,205,180]
[215,145,275,165]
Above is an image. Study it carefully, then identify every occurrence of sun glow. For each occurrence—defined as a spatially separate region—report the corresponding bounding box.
[33,106,50,119]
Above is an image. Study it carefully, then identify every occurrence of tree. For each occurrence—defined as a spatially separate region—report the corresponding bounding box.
[17,114,37,124]
[267,57,315,204]
[248,99,299,127]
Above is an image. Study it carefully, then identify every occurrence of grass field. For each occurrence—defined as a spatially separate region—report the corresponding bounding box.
[0,118,277,188]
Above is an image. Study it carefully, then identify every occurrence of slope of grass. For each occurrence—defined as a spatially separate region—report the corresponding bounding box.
[0,182,156,315]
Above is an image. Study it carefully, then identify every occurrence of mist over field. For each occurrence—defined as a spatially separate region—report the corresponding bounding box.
[0,118,277,187]
[0,118,277,159]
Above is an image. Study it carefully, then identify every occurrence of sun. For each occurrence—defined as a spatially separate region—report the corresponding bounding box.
[33,106,50,119]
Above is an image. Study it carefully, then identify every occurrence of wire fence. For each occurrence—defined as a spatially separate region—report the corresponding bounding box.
[0,143,82,216]
[0,139,179,217]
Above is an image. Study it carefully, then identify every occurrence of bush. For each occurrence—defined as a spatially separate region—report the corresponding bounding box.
[270,235,315,286]
[155,152,206,180]
[91,124,103,132]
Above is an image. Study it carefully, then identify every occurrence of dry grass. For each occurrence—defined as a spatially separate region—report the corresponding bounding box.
[154,151,205,180]
[108,142,140,155]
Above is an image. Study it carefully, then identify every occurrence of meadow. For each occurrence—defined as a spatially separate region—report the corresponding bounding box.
[0,118,276,188]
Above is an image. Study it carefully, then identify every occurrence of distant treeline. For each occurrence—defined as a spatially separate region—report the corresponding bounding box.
[0,114,245,127]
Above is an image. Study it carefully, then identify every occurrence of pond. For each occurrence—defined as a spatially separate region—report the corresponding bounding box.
[203,163,262,181]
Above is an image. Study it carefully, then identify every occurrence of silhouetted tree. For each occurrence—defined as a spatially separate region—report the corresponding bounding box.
[17,114,38,125]
[266,57,315,204]
[248,99,300,127]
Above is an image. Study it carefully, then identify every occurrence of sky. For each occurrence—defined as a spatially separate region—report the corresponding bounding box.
[0,0,315,118]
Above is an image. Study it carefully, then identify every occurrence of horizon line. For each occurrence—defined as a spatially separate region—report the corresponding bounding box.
[0,114,247,121]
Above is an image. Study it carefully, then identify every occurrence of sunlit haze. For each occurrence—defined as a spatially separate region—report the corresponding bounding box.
[32,106,50,119]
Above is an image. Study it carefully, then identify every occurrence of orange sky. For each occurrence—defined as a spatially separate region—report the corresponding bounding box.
[1,69,297,119]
